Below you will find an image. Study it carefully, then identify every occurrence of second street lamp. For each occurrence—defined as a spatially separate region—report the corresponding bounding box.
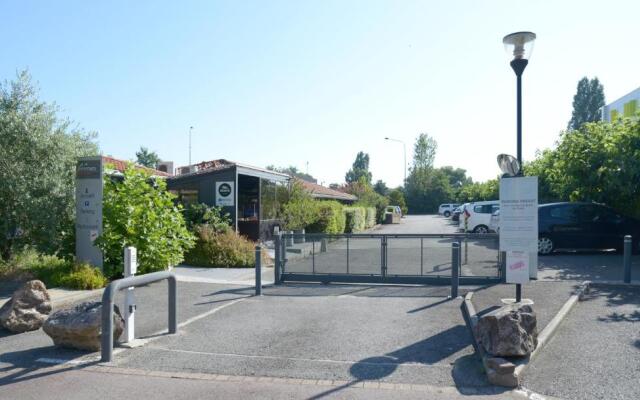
[384,137,407,185]
[503,31,536,303]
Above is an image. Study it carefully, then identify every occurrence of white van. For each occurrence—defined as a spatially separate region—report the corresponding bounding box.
[459,200,499,233]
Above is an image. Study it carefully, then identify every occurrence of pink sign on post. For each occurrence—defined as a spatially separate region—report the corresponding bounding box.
[506,251,530,284]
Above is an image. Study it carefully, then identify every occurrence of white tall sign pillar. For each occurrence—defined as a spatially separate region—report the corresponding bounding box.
[499,176,539,281]
[124,247,137,343]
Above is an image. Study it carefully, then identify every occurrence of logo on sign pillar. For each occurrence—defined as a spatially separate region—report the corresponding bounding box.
[215,181,235,206]
[218,183,232,197]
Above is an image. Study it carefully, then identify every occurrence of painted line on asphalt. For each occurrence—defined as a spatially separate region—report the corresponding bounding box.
[142,346,454,368]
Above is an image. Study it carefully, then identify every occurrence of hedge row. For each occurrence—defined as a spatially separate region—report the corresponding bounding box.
[306,201,346,234]
[344,207,366,233]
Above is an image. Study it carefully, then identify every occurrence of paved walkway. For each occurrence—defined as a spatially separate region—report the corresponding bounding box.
[524,284,640,400]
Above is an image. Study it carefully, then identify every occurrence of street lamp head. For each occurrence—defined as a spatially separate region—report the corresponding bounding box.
[503,31,536,61]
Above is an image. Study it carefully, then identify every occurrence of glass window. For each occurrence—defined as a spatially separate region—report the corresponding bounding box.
[549,205,578,221]
[260,179,277,221]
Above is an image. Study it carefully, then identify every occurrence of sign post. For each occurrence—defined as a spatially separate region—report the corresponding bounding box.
[75,157,104,269]
[499,176,538,302]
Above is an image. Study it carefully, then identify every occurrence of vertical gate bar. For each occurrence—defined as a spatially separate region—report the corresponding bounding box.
[458,240,462,276]
[312,239,315,274]
[381,236,387,277]
[420,238,424,276]
[281,235,287,274]
[346,236,350,274]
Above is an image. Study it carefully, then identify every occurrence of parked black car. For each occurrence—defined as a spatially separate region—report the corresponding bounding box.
[538,202,640,255]
[451,206,462,222]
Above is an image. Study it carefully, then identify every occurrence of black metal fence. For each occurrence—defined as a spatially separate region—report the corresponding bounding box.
[274,233,503,285]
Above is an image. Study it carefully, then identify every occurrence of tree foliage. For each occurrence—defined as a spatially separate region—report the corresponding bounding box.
[135,146,161,169]
[266,165,316,183]
[387,188,407,215]
[412,133,437,170]
[526,117,640,218]
[0,71,98,260]
[345,151,372,184]
[96,165,195,278]
[373,180,389,196]
[568,77,605,131]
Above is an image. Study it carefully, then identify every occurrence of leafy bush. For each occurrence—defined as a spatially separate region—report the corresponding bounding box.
[364,207,376,228]
[185,225,268,268]
[0,248,107,290]
[96,165,195,279]
[306,201,345,234]
[344,207,366,233]
[183,203,231,232]
[280,182,317,230]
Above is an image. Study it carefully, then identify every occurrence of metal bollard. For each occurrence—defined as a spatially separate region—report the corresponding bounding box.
[274,233,282,285]
[624,235,632,283]
[451,242,460,298]
[255,245,262,296]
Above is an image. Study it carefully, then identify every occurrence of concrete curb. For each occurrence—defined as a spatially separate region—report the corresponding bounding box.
[460,281,590,388]
[512,281,590,380]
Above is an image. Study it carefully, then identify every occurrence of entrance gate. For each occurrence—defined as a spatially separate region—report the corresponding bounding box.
[274,233,503,285]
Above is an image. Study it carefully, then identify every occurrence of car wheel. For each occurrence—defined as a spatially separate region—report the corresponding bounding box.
[538,236,554,255]
[473,225,489,234]
[444,211,451,218]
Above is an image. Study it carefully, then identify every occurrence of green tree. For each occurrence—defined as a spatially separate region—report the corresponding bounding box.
[0,71,98,260]
[96,165,195,278]
[412,133,437,170]
[373,180,389,196]
[404,133,448,213]
[568,77,605,130]
[387,188,408,215]
[135,146,161,169]
[438,166,472,188]
[345,151,372,184]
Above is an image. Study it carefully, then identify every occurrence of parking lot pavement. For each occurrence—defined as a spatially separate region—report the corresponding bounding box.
[113,283,487,388]
[538,251,640,283]
[523,285,640,400]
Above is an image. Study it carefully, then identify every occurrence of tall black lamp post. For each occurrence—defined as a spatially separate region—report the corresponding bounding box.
[503,31,536,303]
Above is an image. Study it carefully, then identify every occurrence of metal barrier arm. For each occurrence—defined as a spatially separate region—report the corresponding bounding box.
[101,271,177,362]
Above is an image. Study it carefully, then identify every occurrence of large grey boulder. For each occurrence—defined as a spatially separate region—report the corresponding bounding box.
[474,303,538,357]
[43,300,124,351]
[0,280,52,333]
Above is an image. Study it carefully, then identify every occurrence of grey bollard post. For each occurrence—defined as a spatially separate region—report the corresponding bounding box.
[624,235,632,283]
[274,233,282,285]
[451,242,460,298]
[255,245,262,295]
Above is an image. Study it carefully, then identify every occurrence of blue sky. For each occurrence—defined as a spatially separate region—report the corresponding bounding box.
[2,0,639,187]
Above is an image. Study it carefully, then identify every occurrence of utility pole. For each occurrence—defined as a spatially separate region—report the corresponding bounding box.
[188,126,194,166]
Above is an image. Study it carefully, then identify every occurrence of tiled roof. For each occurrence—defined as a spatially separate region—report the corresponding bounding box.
[102,156,171,177]
[295,178,357,202]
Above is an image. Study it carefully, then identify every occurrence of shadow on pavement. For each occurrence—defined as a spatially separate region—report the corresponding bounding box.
[583,285,640,323]
[307,325,481,399]
[0,345,95,387]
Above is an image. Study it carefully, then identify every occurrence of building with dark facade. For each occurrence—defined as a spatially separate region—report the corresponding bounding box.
[167,160,290,241]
